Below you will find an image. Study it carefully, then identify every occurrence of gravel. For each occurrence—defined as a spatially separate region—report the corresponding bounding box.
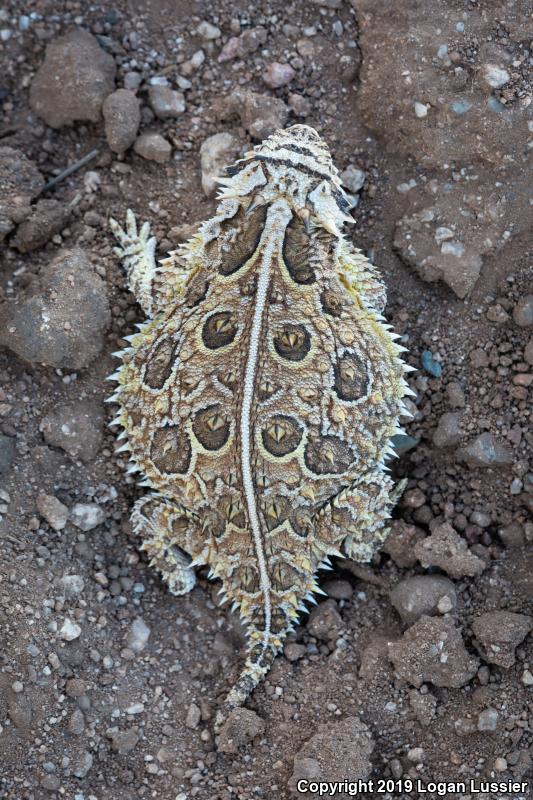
[306,598,343,641]
[0,146,44,241]
[36,493,69,531]
[0,435,16,474]
[262,62,296,88]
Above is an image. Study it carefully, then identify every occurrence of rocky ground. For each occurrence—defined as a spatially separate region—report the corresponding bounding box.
[0,0,532,798]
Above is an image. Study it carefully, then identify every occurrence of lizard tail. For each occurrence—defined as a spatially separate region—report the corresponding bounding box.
[214,629,286,731]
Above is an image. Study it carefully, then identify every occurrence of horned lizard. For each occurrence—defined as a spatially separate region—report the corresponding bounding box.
[108,124,412,725]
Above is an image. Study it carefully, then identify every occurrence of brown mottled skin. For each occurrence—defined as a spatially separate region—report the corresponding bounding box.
[109,125,410,724]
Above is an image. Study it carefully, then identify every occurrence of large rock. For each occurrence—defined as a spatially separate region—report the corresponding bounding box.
[290,717,374,798]
[29,30,116,128]
[0,147,44,242]
[390,575,457,626]
[0,248,110,369]
[457,433,513,468]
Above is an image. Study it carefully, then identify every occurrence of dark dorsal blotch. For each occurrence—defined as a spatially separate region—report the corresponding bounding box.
[273,324,311,362]
[321,288,345,317]
[262,495,290,531]
[193,404,230,451]
[262,414,303,457]
[209,205,268,276]
[334,352,369,401]
[151,425,192,474]
[283,214,316,284]
[184,272,209,308]
[202,311,237,349]
[304,433,354,475]
[144,336,178,389]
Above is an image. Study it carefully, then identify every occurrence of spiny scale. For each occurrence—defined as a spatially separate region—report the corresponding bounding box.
[108,124,410,728]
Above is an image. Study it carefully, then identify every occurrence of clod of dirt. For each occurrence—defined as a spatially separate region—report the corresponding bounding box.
[102,89,141,154]
[388,616,479,688]
[414,523,485,579]
[0,146,44,241]
[216,708,266,754]
[0,248,110,369]
[29,30,116,128]
[133,133,172,163]
[457,432,514,468]
[390,575,457,626]
[226,88,288,139]
[39,400,104,462]
[306,598,343,641]
[290,717,374,798]
[471,611,533,668]
[382,520,426,568]
[432,411,463,448]
[200,132,240,196]
[11,199,70,252]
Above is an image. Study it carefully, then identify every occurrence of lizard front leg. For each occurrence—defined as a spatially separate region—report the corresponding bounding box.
[109,210,193,318]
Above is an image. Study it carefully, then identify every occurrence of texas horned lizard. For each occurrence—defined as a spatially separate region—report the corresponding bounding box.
[108,124,411,722]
